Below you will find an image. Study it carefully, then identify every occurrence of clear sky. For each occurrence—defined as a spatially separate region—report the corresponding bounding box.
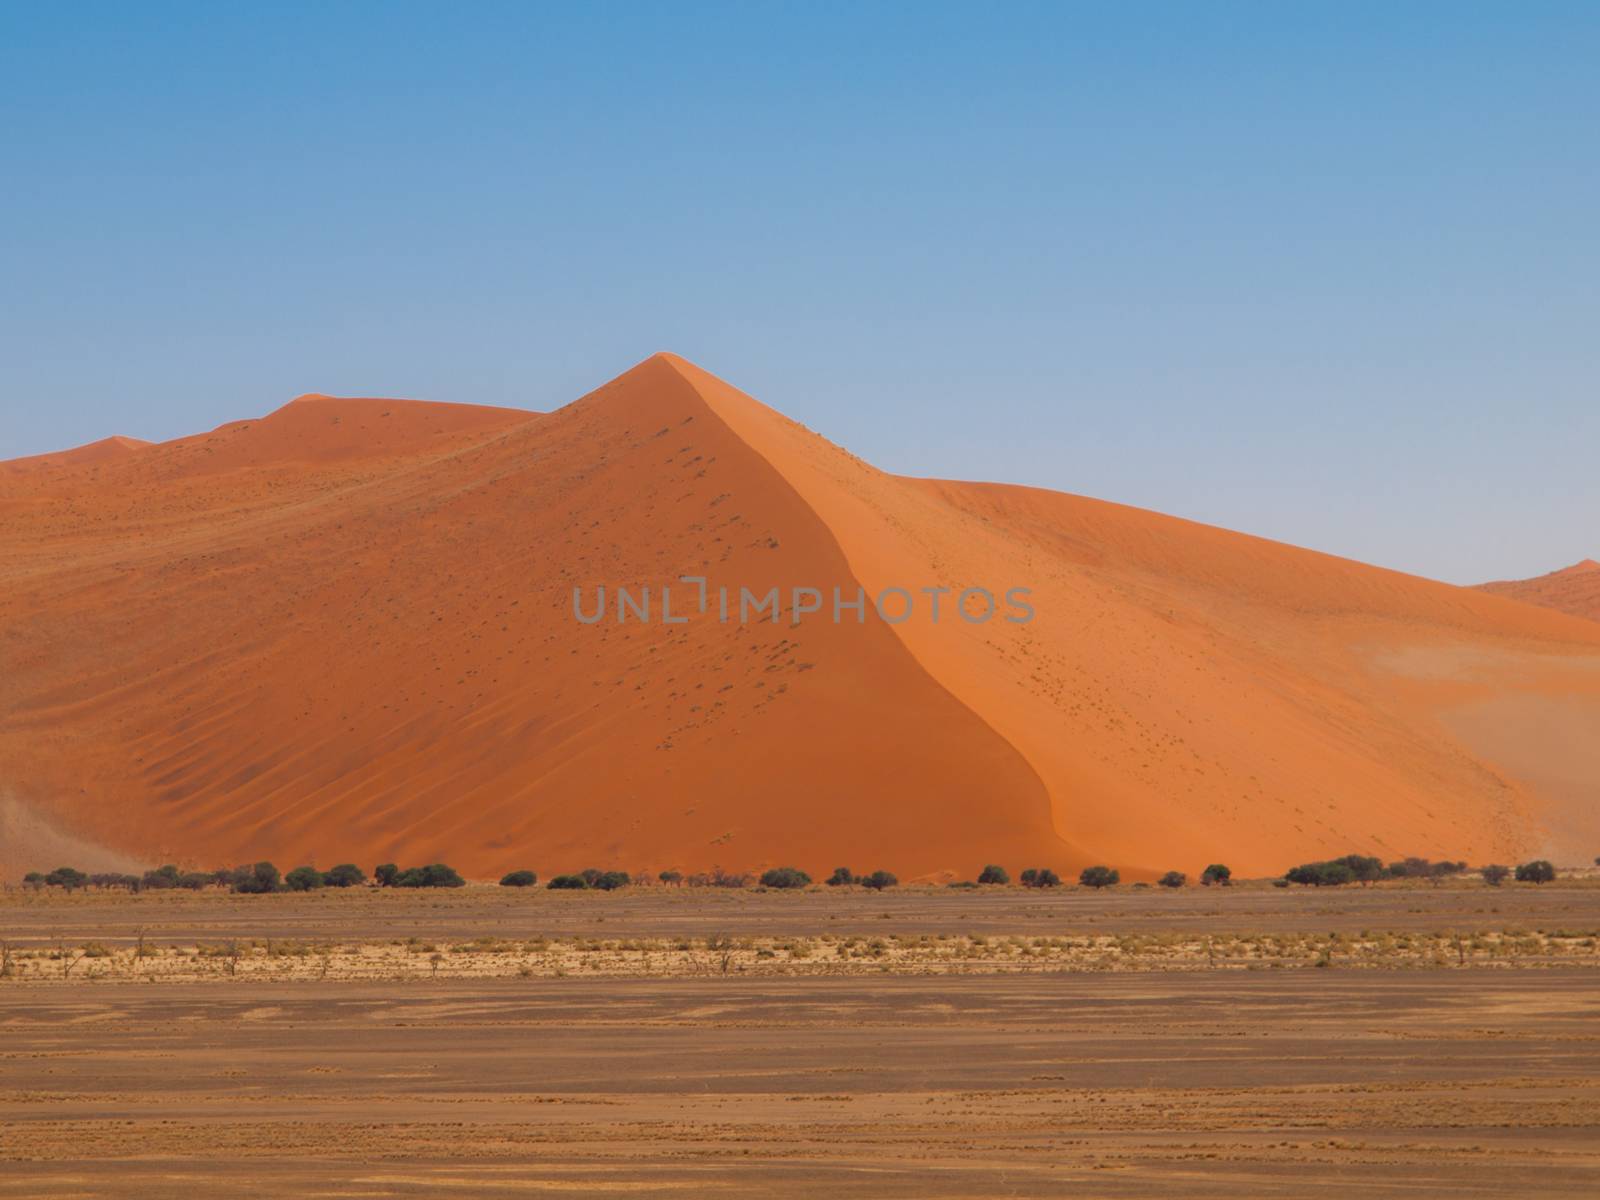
[2,2,1594,584]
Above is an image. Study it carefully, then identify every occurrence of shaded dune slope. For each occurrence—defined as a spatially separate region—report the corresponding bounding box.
[3,355,1598,880]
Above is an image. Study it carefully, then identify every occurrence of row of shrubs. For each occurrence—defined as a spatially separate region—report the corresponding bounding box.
[20,855,1571,894]
[22,861,465,894]
[1279,854,1559,887]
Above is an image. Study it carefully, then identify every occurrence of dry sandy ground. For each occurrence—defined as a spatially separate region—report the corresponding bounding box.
[3,887,1599,1196]
[3,973,1597,1197]
[5,354,1600,880]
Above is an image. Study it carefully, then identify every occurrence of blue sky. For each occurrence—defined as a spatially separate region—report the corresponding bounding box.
[2,2,1595,584]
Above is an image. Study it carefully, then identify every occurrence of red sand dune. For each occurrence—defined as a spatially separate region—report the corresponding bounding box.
[1476,559,1600,624]
[3,354,1599,882]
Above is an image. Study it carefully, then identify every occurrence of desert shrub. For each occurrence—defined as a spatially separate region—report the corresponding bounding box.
[1481,864,1511,886]
[760,867,811,889]
[1515,860,1556,884]
[320,863,364,887]
[392,863,465,889]
[1387,856,1466,880]
[657,870,683,884]
[977,864,1010,885]
[547,874,588,890]
[285,866,324,891]
[1333,854,1385,884]
[499,870,538,888]
[1019,868,1036,886]
[176,871,212,890]
[592,870,631,891]
[1200,863,1232,886]
[142,864,182,890]
[45,866,89,890]
[1158,870,1187,888]
[1018,867,1061,887]
[860,870,898,890]
[230,861,283,894]
[373,863,399,887]
[825,867,857,887]
[1284,860,1355,886]
[91,872,143,891]
[1078,866,1118,888]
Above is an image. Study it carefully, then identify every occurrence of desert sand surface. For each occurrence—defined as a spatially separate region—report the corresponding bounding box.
[4,887,1598,1199]
[4,354,1600,882]
[1477,558,1600,623]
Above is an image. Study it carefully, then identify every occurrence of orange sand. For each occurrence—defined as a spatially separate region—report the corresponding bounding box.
[3,355,1598,881]
[1477,559,1600,623]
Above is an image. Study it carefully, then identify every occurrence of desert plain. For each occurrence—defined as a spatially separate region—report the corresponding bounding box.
[4,879,1599,1197]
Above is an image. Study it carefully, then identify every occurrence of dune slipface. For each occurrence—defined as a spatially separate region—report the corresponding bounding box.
[3,354,1599,881]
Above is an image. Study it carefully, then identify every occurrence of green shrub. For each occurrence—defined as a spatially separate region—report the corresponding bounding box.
[230,862,282,894]
[142,864,182,890]
[826,867,857,887]
[321,863,365,887]
[285,866,324,891]
[657,870,683,884]
[1480,864,1511,886]
[392,863,465,888]
[977,864,1010,885]
[44,866,89,890]
[592,870,631,891]
[1515,860,1556,884]
[760,867,811,889]
[499,870,538,888]
[1284,860,1355,886]
[176,871,212,890]
[374,863,399,887]
[1078,866,1118,888]
[860,870,897,890]
[1200,863,1231,886]
[547,874,588,890]
[1158,870,1186,888]
[1020,867,1062,887]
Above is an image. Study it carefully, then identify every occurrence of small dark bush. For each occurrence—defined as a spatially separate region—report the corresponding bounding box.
[230,861,282,894]
[826,867,856,887]
[1515,860,1556,884]
[324,863,366,888]
[1481,864,1511,886]
[1388,857,1468,880]
[374,863,399,887]
[44,866,89,890]
[176,871,211,890]
[1200,863,1232,886]
[657,870,683,884]
[591,870,631,891]
[860,870,898,890]
[1158,870,1186,888]
[760,867,811,889]
[499,870,538,888]
[1078,865,1118,888]
[22,872,44,887]
[1019,867,1061,887]
[977,864,1010,885]
[547,874,588,890]
[285,866,324,891]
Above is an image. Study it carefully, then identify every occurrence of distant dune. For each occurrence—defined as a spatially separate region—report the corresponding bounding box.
[1476,559,1600,623]
[3,354,1599,881]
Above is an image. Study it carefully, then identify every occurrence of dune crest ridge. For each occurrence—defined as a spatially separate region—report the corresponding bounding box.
[2,353,1599,881]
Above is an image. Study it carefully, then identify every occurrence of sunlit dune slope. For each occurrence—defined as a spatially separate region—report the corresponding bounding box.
[1476,559,1600,623]
[3,354,1598,881]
